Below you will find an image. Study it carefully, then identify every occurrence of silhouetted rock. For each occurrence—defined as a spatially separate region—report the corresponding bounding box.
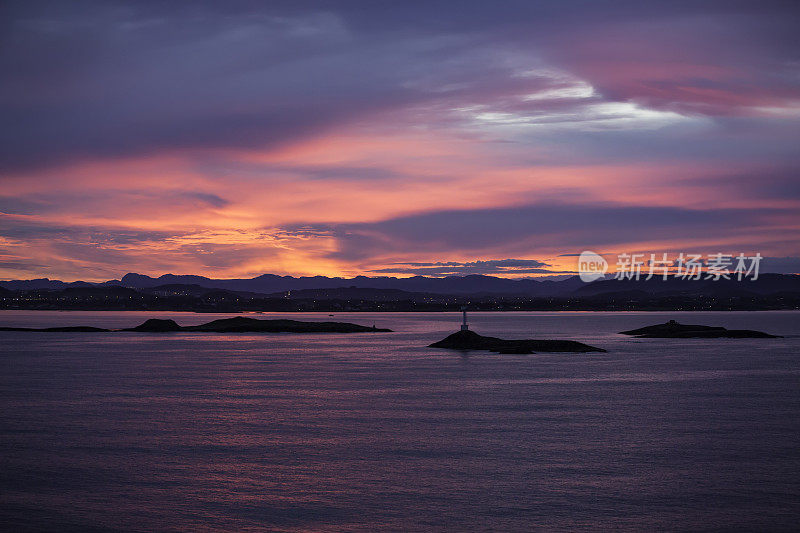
[620,320,780,338]
[125,319,182,332]
[183,316,391,333]
[0,316,390,333]
[0,326,110,332]
[429,329,605,353]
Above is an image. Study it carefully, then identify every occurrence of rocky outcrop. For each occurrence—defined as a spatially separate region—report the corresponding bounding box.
[620,320,780,338]
[124,319,182,332]
[0,326,110,332]
[181,316,391,333]
[429,329,605,354]
[0,316,391,334]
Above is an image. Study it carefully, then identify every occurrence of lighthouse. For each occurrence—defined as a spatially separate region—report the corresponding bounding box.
[461,306,469,331]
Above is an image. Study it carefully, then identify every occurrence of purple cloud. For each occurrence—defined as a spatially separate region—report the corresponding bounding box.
[369,258,562,276]
[3,1,798,172]
[319,202,799,260]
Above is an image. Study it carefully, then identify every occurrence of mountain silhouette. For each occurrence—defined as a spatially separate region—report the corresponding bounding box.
[1,272,798,300]
[105,272,586,296]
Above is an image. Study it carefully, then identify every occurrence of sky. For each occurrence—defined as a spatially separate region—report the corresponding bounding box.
[1,0,799,281]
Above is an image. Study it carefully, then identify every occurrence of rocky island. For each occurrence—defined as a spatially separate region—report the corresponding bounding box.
[0,316,391,333]
[180,316,390,333]
[0,326,113,332]
[620,320,780,338]
[429,329,605,354]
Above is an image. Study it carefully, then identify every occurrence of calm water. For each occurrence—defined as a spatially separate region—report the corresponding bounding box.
[1,311,799,531]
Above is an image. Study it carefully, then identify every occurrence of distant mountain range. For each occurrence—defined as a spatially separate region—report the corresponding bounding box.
[3,272,800,311]
[2,271,799,298]
[0,272,588,296]
[574,274,800,297]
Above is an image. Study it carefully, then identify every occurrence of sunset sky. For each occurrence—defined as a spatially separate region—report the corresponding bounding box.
[2,0,799,281]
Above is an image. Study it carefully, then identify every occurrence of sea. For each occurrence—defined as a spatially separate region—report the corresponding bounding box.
[1,310,799,531]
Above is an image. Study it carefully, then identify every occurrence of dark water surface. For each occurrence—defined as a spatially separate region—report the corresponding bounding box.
[1,311,799,531]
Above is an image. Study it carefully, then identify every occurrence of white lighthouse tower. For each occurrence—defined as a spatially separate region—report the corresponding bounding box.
[460,306,469,331]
